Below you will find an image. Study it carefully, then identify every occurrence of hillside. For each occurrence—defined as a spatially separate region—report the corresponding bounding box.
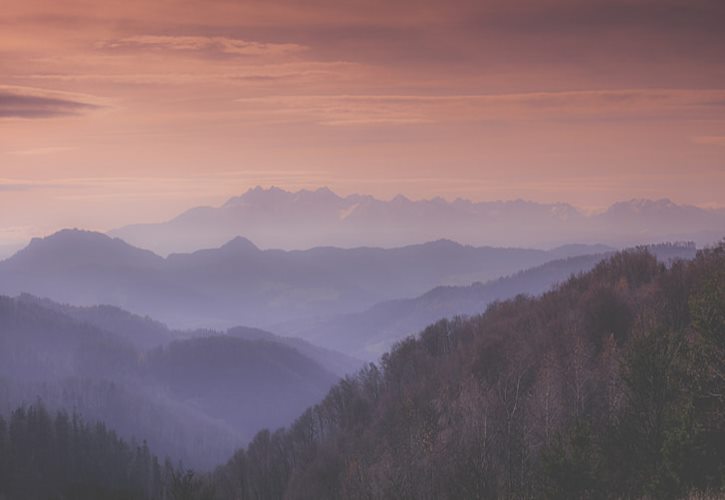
[145,336,338,436]
[227,326,363,377]
[210,242,725,499]
[16,293,176,350]
[0,296,341,469]
[290,243,697,359]
[11,293,361,376]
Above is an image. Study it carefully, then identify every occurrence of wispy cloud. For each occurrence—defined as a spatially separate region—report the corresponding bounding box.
[0,86,105,119]
[0,171,332,200]
[17,60,362,87]
[693,135,725,146]
[235,89,725,126]
[99,35,307,57]
[0,183,35,192]
[7,146,77,156]
[0,181,70,191]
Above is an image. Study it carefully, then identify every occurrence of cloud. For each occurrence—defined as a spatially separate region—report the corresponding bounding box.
[693,136,725,146]
[17,59,363,88]
[1,172,332,200]
[0,182,62,192]
[0,178,76,191]
[0,86,103,119]
[0,183,35,192]
[100,35,307,57]
[7,146,77,156]
[235,89,725,126]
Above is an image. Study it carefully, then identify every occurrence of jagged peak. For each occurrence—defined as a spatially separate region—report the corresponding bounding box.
[607,198,679,211]
[224,185,348,207]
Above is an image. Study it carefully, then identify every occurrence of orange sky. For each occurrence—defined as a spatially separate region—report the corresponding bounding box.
[1,0,724,246]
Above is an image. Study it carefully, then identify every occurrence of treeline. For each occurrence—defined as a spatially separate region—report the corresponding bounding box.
[209,243,725,499]
[0,404,212,500]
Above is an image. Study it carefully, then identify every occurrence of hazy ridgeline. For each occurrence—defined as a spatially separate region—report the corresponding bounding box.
[110,186,725,255]
[0,228,607,330]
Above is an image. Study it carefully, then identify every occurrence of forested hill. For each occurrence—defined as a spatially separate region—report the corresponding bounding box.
[211,243,725,499]
[0,404,213,500]
[0,296,341,469]
[293,241,696,360]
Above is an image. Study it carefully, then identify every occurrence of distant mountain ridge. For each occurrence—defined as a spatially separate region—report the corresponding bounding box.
[0,229,595,329]
[110,186,725,254]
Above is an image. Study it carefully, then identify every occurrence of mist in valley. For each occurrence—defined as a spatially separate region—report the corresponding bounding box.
[0,207,717,498]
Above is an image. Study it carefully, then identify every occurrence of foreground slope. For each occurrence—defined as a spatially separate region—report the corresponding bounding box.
[212,242,725,499]
[0,404,173,500]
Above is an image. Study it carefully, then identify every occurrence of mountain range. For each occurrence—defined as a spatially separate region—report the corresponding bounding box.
[0,229,603,329]
[110,186,725,254]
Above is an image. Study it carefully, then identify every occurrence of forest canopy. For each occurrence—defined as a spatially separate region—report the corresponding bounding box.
[210,243,725,499]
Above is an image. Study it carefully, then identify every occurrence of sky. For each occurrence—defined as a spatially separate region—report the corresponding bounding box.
[1,0,725,246]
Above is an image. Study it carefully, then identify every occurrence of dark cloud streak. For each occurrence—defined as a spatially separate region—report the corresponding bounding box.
[0,91,100,119]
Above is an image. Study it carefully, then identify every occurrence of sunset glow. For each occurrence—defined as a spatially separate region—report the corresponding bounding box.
[1,0,724,245]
